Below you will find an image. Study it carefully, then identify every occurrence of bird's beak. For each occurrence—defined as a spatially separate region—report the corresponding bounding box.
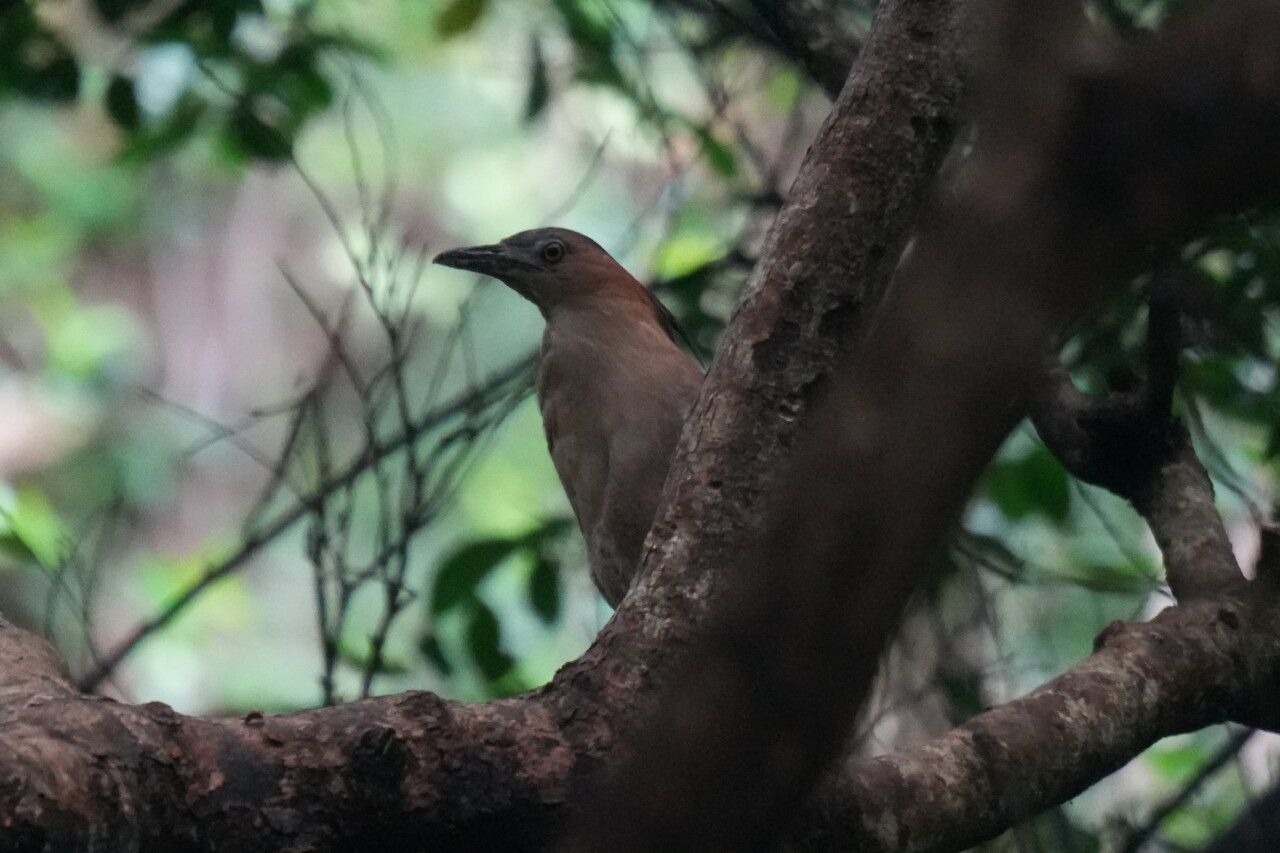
[433,243,505,274]
[435,242,545,279]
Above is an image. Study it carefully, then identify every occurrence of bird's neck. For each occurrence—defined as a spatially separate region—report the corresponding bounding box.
[541,284,658,328]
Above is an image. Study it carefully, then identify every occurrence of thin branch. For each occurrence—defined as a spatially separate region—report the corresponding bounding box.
[76,354,536,693]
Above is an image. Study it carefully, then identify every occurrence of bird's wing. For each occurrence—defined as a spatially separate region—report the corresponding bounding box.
[646,292,707,369]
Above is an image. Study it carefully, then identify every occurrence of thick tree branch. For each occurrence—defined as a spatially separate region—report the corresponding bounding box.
[797,600,1277,853]
[2,589,1279,851]
[575,0,1280,850]
[637,0,964,633]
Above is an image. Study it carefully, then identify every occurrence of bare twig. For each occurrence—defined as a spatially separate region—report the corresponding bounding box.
[76,354,536,693]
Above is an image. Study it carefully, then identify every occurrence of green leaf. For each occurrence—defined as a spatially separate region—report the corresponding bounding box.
[0,487,66,568]
[524,517,573,545]
[466,604,514,681]
[694,126,737,179]
[1050,563,1154,595]
[523,36,550,123]
[431,538,519,615]
[437,0,489,38]
[528,555,561,624]
[938,670,985,719]
[987,445,1071,522]
[419,633,454,676]
[0,531,39,566]
[228,101,292,160]
[551,0,614,53]
[93,0,148,25]
[21,50,79,102]
[118,97,205,163]
[105,75,140,131]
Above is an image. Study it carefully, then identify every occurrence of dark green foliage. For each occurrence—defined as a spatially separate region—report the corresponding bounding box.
[423,518,573,690]
[105,76,140,131]
[466,603,514,681]
[523,36,551,123]
[431,539,521,616]
[528,553,561,623]
[437,0,489,38]
[1,0,351,163]
[987,445,1072,523]
[0,6,79,102]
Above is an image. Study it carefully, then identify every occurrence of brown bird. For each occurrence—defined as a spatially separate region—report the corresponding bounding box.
[435,228,703,607]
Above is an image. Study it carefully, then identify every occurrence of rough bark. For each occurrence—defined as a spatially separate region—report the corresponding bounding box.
[1,592,1278,851]
[637,0,964,627]
[573,0,1280,850]
[797,600,1280,852]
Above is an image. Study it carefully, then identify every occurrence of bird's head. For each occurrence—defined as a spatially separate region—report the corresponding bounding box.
[433,227,634,311]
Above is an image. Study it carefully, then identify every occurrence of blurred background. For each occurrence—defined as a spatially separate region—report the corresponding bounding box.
[0,0,1277,849]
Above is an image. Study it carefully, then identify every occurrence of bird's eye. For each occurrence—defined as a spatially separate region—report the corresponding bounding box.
[541,241,565,263]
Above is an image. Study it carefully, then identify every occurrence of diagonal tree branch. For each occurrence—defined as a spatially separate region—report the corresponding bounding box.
[573,0,1280,849]
[795,601,1276,853]
[636,0,964,636]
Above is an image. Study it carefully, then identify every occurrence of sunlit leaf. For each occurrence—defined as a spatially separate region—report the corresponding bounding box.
[0,487,66,569]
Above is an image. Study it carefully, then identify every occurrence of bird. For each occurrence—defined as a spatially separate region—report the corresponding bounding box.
[434,227,703,607]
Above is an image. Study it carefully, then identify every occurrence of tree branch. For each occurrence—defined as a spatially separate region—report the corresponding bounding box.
[796,602,1275,853]
[573,0,1280,849]
[1030,286,1242,600]
[77,354,536,693]
[1,590,1278,850]
[636,0,964,635]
